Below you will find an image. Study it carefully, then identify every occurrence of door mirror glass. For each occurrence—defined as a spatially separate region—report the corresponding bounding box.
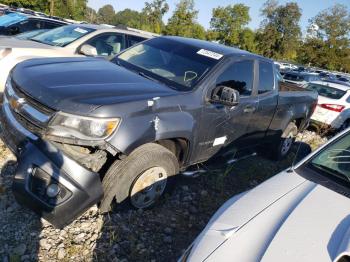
[210,85,240,107]
[79,44,98,56]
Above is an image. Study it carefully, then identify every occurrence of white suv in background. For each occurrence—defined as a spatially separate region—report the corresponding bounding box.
[305,81,350,131]
[0,24,156,94]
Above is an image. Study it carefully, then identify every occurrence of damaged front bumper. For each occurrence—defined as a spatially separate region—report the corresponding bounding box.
[0,101,104,228]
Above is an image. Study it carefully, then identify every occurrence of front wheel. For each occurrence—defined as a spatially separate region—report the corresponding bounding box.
[100,143,179,212]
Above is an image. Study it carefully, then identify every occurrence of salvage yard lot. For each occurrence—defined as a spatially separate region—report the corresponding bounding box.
[0,131,327,262]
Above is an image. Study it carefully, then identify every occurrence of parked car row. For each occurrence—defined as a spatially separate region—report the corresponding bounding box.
[276,60,350,87]
[0,9,348,262]
[0,12,69,36]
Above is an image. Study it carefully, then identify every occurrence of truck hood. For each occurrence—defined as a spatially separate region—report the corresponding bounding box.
[0,36,54,49]
[12,57,177,115]
[188,171,350,262]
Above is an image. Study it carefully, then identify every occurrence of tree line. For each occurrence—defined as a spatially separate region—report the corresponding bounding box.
[3,0,350,72]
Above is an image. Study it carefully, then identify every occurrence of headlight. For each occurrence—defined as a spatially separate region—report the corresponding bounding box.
[48,112,120,140]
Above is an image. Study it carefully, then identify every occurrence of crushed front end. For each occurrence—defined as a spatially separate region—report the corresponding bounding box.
[0,78,104,228]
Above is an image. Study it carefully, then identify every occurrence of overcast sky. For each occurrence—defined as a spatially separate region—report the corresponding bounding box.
[88,0,350,33]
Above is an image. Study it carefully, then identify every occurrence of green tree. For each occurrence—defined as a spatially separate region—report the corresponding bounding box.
[238,28,257,52]
[97,4,116,25]
[3,0,88,20]
[114,9,144,28]
[54,0,87,20]
[256,0,302,60]
[141,0,169,34]
[85,7,97,23]
[165,0,201,38]
[3,0,51,13]
[210,4,251,47]
[191,23,206,40]
[298,4,350,72]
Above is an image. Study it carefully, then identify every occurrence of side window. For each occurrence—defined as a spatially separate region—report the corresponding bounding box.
[258,61,274,94]
[85,33,126,57]
[216,60,254,96]
[128,35,146,47]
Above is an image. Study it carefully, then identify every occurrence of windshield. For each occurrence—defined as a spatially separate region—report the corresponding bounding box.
[0,13,27,27]
[306,83,346,99]
[116,37,222,91]
[31,25,95,47]
[311,132,350,184]
[16,29,48,40]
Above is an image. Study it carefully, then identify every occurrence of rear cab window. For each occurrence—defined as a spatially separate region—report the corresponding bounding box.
[258,60,274,94]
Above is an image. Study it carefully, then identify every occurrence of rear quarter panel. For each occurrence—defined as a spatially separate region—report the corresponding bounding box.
[268,87,317,137]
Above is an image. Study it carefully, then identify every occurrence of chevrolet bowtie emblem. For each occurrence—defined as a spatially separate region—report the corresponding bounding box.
[10,97,25,112]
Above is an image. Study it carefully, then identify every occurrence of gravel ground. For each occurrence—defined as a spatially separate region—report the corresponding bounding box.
[0,130,328,262]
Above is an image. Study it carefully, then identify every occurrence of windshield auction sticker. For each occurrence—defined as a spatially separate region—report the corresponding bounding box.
[197,49,223,60]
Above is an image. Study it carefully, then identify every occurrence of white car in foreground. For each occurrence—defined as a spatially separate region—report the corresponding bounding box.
[306,81,350,131]
[180,129,350,262]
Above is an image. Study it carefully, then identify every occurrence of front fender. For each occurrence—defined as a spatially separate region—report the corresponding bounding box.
[107,110,196,155]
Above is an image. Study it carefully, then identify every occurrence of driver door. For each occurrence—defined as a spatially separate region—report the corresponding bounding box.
[193,58,258,163]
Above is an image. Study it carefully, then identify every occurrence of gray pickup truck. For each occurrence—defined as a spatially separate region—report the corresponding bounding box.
[0,36,318,227]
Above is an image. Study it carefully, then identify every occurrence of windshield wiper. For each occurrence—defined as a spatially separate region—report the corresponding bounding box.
[312,162,350,183]
[138,71,163,85]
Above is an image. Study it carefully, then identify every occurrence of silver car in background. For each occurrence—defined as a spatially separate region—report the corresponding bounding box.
[0,24,156,94]
[181,129,350,262]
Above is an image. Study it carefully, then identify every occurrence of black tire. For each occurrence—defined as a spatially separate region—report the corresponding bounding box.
[269,122,298,161]
[338,119,350,132]
[100,143,179,213]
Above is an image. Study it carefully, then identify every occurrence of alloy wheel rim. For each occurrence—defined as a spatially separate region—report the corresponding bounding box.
[281,134,294,155]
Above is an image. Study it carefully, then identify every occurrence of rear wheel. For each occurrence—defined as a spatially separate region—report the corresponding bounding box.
[100,143,179,212]
[270,122,298,160]
[339,119,350,132]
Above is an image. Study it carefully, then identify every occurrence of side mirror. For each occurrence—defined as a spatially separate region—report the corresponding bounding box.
[210,85,240,107]
[79,44,98,56]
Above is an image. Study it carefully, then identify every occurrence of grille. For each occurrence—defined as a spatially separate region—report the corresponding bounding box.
[11,80,54,115]
[6,80,55,136]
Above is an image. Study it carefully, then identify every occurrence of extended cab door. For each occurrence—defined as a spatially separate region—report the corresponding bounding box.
[193,58,258,163]
[245,60,278,144]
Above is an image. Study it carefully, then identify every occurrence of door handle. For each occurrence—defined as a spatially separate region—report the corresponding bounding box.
[244,106,256,113]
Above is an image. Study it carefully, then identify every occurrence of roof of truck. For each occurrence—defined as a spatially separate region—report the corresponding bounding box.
[162,36,266,59]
